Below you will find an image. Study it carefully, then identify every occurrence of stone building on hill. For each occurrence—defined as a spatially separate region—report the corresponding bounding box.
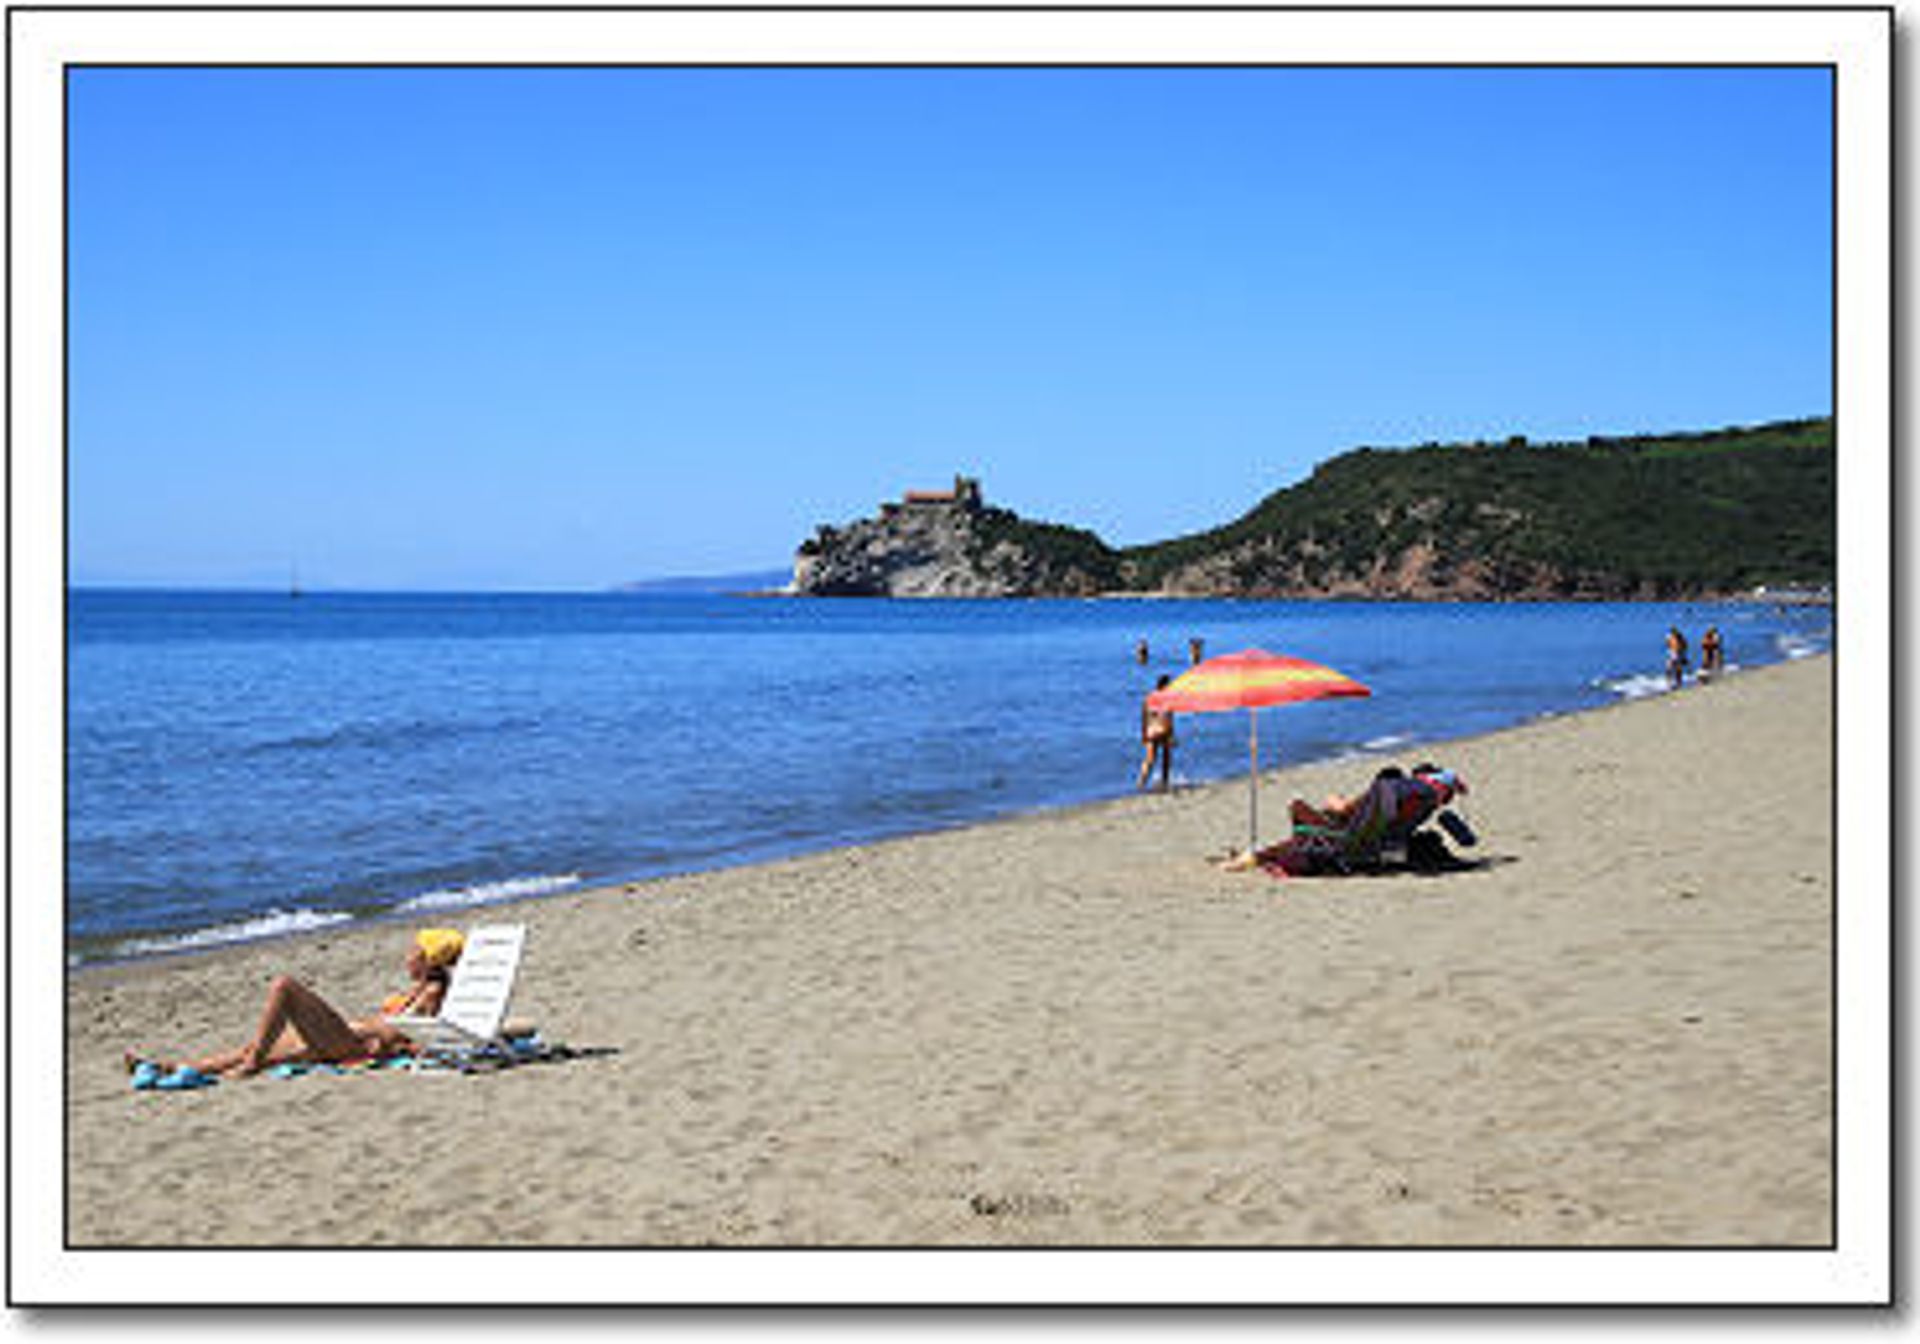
[903,475,982,508]
[880,475,984,518]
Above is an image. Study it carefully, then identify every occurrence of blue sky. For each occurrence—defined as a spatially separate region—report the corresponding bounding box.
[68,67,1832,590]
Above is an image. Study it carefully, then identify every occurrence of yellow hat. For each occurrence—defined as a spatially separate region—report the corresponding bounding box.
[414,928,465,969]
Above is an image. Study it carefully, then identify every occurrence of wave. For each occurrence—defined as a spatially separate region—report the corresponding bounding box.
[1597,672,1672,701]
[1361,733,1417,753]
[74,873,586,966]
[394,871,584,914]
[106,906,353,960]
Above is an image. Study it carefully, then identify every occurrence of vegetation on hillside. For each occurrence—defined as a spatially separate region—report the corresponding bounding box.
[795,416,1835,599]
[967,506,1126,590]
[1105,417,1834,596]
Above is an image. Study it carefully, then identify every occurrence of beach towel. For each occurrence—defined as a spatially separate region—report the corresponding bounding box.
[263,1032,566,1077]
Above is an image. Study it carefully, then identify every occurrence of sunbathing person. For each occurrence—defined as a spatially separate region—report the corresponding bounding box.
[1289,766,1407,830]
[1226,763,1469,875]
[1373,762,1466,837]
[127,927,465,1082]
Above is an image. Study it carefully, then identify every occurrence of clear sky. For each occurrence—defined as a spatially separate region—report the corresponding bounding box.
[68,66,1833,590]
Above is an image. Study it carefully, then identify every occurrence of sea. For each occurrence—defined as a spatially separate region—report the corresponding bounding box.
[65,589,1832,967]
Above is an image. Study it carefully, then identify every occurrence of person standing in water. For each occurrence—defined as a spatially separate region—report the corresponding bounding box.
[1188,636,1205,665]
[1138,674,1176,792]
[1665,626,1690,690]
[1135,638,1150,666]
[1700,626,1725,682]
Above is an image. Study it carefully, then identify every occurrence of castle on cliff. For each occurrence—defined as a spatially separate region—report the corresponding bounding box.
[881,475,982,516]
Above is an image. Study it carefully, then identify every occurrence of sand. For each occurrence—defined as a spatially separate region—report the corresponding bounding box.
[65,655,1832,1248]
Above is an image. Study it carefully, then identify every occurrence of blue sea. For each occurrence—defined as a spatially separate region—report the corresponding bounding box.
[66,590,1831,966]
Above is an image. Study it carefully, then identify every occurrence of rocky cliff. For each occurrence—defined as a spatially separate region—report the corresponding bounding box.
[791,478,1117,597]
[1130,530,1699,601]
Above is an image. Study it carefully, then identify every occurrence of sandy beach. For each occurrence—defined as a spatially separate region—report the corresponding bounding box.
[66,654,1832,1248]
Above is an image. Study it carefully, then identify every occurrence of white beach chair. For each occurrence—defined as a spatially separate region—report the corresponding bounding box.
[387,924,529,1068]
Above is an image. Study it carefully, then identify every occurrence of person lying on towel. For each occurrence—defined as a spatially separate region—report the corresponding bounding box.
[124,927,465,1086]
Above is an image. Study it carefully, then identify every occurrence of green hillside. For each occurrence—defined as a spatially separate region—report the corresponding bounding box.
[968,505,1126,592]
[1116,417,1834,598]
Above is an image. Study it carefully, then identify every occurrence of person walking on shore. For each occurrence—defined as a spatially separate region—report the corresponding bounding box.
[1700,626,1724,682]
[1138,674,1176,792]
[1665,626,1689,690]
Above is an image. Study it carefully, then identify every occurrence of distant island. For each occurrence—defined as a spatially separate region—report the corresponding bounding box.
[787,417,1834,601]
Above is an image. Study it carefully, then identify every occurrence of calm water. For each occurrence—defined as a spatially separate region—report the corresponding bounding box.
[66,590,1830,964]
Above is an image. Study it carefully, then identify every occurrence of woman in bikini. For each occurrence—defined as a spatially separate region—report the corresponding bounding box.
[1137,674,1176,792]
[128,927,464,1081]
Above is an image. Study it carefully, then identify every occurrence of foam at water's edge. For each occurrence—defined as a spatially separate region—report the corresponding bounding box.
[102,907,353,961]
[74,873,588,966]
[1598,671,1673,701]
[395,872,585,913]
[1361,733,1417,753]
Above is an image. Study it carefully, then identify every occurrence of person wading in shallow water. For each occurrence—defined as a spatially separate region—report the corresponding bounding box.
[1137,674,1176,792]
[1666,626,1690,690]
[1700,625,1725,682]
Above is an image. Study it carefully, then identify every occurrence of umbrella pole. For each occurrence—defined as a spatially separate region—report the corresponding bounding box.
[1248,706,1259,855]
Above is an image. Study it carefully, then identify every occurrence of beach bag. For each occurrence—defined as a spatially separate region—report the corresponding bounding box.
[1406,829,1460,872]
[1436,809,1477,847]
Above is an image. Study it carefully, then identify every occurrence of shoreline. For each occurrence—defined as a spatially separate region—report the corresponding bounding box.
[67,648,1828,973]
[753,587,1832,604]
[68,655,1832,1246]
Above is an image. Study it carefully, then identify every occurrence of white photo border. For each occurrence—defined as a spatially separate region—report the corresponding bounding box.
[8,3,1893,1308]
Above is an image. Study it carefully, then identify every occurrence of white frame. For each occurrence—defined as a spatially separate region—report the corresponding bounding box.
[9,5,1892,1309]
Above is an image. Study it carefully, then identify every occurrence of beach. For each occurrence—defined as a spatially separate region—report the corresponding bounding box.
[66,654,1832,1247]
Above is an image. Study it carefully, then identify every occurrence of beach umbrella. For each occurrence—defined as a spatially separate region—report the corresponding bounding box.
[1147,648,1371,855]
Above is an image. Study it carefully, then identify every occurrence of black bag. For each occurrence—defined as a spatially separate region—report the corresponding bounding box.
[1405,829,1460,872]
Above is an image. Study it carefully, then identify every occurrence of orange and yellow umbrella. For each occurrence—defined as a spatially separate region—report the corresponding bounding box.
[1147,648,1371,854]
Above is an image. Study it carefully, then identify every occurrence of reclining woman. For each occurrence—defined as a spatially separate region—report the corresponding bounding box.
[1289,765,1408,832]
[126,927,465,1085]
[1227,763,1469,876]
